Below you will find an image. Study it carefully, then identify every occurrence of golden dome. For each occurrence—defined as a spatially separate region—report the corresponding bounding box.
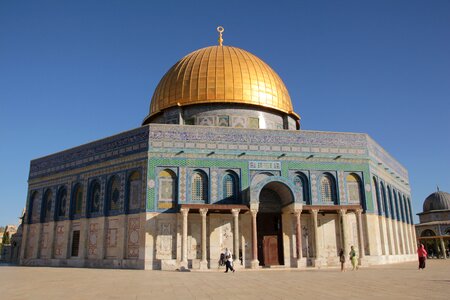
[144,45,299,123]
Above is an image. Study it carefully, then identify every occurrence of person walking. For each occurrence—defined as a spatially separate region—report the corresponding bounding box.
[349,245,358,270]
[339,248,346,272]
[417,244,428,270]
[224,248,235,273]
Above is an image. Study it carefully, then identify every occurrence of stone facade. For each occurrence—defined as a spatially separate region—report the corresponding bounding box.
[20,124,417,269]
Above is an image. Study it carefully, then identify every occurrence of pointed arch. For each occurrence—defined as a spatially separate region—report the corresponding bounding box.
[372,177,381,215]
[293,172,309,204]
[158,169,177,209]
[28,191,39,224]
[387,186,395,220]
[191,169,208,203]
[222,170,239,203]
[380,181,389,217]
[346,173,362,204]
[421,229,435,237]
[71,183,84,218]
[398,191,405,222]
[107,175,121,214]
[127,171,142,212]
[42,188,53,222]
[320,173,336,204]
[88,180,101,215]
[56,186,68,220]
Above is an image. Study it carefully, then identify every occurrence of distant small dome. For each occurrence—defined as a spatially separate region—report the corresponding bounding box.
[423,191,450,212]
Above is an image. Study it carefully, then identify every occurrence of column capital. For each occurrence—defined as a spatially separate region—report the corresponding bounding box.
[311,209,319,216]
[199,208,208,217]
[231,208,240,217]
[355,208,363,216]
[250,208,258,217]
[180,207,190,216]
[338,208,347,216]
[294,209,302,217]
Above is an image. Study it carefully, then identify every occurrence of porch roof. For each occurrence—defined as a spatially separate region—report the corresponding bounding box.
[179,204,249,214]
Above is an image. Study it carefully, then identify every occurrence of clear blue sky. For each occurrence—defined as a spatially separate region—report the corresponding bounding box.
[1,0,449,225]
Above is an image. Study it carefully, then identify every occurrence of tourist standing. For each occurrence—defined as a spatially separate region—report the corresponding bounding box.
[224,248,235,273]
[349,245,358,270]
[339,248,346,272]
[417,244,427,270]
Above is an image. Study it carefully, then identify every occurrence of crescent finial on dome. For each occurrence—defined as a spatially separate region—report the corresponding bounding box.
[217,26,224,46]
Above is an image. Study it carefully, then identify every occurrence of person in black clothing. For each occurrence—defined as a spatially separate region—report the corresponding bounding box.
[339,248,346,272]
[224,248,235,273]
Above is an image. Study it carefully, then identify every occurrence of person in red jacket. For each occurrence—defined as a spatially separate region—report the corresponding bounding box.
[417,244,428,270]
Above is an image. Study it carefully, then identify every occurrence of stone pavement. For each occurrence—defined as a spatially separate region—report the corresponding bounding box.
[0,260,449,300]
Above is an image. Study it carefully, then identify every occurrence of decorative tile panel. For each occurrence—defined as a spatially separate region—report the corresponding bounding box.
[29,126,149,179]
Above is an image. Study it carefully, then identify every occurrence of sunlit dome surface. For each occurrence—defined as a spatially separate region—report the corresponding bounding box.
[143,45,299,124]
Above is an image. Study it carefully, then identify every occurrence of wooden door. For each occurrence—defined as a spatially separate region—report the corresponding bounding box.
[263,235,279,266]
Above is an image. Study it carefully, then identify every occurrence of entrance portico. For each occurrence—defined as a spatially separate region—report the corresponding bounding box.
[249,176,303,268]
[249,176,365,269]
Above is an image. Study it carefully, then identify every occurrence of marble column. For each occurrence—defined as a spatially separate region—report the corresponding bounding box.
[339,209,348,256]
[231,209,240,267]
[311,209,321,267]
[180,208,189,268]
[250,208,259,268]
[409,225,416,256]
[199,208,208,269]
[355,209,365,264]
[440,238,447,259]
[294,209,306,268]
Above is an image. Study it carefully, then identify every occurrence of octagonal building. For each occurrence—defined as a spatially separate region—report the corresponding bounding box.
[20,33,416,270]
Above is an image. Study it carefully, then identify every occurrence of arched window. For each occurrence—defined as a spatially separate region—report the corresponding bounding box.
[393,189,400,221]
[294,172,309,204]
[57,187,67,219]
[42,189,53,222]
[72,184,83,217]
[192,170,207,203]
[421,229,435,237]
[127,171,141,212]
[398,192,405,222]
[380,182,389,217]
[158,169,177,209]
[107,176,121,213]
[445,228,450,235]
[407,197,413,224]
[387,186,395,219]
[89,180,101,214]
[222,171,238,202]
[320,174,336,204]
[373,177,381,214]
[29,191,39,224]
[346,174,362,204]
[403,196,410,224]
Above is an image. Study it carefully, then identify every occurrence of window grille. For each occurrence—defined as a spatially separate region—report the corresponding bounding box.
[321,175,334,203]
[192,172,207,202]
